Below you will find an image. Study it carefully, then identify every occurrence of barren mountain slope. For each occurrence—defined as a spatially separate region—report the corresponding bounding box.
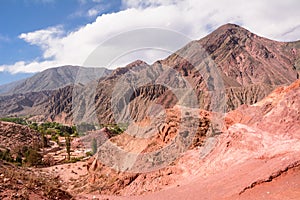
[75,76,300,200]
[90,23,300,124]
[0,66,111,95]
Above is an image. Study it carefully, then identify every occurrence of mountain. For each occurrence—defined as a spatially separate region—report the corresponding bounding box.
[0,66,111,119]
[0,90,56,119]
[87,23,300,124]
[0,65,111,95]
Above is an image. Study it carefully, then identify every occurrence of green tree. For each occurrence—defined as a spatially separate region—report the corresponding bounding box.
[65,134,71,161]
[91,138,97,155]
[38,126,48,148]
[24,148,43,167]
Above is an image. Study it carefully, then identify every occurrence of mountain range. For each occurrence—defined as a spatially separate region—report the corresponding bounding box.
[0,23,299,125]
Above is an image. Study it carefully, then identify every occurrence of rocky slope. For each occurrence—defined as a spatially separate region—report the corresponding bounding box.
[75,75,300,200]
[0,121,41,154]
[0,90,56,118]
[86,23,300,125]
[0,66,111,120]
[0,160,72,200]
[60,106,211,196]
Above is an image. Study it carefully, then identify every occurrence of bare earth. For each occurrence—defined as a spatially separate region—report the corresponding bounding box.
[72,80,300,200]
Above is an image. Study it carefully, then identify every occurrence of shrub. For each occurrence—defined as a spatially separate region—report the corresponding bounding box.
[91,138,98,155]
[24,148,43,167]
[0,117,28,125]
[51,134,59,144]
[43,154,56,166]
[65,135,71,161]
[0,149,14,162]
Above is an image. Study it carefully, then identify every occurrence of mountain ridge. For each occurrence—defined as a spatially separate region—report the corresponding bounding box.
[0,23,299,123]
[89,23,300,124]
[0,65,111,96]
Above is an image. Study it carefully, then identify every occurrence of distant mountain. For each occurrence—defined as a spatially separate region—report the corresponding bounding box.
[0,90,56,118]
[0,65,111,95]
[0,66,111,119]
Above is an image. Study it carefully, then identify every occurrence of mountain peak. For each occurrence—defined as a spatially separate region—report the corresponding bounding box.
[125,60,149,68]
[207,23,254,40]
[217,23,243,30]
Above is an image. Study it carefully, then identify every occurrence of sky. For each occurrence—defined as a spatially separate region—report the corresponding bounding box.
[0,0,300,85]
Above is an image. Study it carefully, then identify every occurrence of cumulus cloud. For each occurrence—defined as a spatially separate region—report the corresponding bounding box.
[19,26,64,59]
[2,0,300,74]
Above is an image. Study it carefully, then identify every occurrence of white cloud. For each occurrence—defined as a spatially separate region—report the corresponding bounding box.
[0,60,61,74]
[2,0,300,74]
[122,0,182,8]
[88,8,99,17]
[19,26,64,59]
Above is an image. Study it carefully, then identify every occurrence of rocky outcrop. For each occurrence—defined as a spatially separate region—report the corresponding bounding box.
[45,86,74,124]
[0,121,41,153]
[225,79,300,134]
[69,106,213,196]
[74,79,300,199]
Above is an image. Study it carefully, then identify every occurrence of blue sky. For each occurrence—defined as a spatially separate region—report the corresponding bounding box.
[0,0,122,84]
[0,0,299,85]
[0,0,122,64]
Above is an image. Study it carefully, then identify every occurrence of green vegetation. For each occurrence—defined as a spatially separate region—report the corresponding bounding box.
[65,134,71,161]
[91,138,97,155]
[0,147,43,167]
[51,134,59,145]
[0,117,28,125]
[0,117,131,166]
[85,151,93,157]
[64,156,84,163]
[101,123,127,136]
[24,148,43,167]
[0,149,14,162]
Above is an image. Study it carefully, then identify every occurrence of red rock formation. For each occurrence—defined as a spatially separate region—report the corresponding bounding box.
[0,121,41,154]
[75,79,300,200]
